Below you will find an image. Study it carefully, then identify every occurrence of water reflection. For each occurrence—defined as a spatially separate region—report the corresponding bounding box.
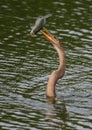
[45,100,68,130]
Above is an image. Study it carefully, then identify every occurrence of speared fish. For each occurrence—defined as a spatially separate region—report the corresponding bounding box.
[30,14,52,36]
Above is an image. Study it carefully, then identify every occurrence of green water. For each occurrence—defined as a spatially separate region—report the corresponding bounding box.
[0,0,92,130]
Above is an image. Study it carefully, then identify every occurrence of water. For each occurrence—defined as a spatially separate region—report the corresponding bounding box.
[0,0,92,129]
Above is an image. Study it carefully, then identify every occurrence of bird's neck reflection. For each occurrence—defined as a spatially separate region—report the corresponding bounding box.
[45,98,68,129]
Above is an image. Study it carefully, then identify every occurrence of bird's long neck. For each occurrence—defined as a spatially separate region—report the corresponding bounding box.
[46,42,66,98]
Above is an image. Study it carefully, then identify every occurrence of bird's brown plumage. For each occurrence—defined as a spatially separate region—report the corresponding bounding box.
[40,29,66,102]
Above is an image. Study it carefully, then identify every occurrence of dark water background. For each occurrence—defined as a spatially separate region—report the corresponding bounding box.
[0,0,92,130]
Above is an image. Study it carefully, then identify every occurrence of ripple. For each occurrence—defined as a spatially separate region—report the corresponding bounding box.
[0,0,92,129]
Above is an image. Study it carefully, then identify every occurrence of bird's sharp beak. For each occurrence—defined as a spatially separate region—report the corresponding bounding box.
[40,29,59,44]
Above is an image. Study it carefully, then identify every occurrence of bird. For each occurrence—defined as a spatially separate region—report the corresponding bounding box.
[40,29,66,103]
[30,16,66,103]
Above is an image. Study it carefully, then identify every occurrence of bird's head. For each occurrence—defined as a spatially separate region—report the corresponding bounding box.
[40,28,59,46]
[30,26,59,47]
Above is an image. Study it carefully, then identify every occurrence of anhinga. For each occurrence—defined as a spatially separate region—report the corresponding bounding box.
[30,15,66,103]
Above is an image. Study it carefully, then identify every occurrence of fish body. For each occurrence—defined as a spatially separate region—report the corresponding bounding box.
[30,14,52,36]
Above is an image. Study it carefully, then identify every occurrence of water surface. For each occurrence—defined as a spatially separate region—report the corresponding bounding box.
[0,0,92,130]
